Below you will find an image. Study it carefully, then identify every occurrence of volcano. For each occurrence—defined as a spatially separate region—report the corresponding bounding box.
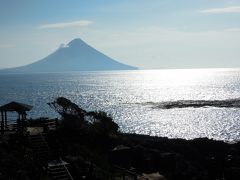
[1,38,137,73]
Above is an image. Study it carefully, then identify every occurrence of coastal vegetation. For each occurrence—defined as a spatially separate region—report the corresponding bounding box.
[1,97,240,179]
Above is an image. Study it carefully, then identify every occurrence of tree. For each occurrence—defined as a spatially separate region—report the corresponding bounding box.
[48,97,119,137]
[48,97,86,120]
[87,111,119,136]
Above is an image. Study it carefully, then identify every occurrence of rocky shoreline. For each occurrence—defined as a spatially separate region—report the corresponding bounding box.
[115,133,240,179]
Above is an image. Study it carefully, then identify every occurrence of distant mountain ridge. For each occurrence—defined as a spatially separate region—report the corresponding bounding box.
[0,38,137,73]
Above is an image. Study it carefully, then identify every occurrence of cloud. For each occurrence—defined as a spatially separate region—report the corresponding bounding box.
[200,6,240,13]
[38,20,93,29]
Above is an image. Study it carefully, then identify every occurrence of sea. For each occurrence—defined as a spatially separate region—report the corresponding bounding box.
[1,68,240,142]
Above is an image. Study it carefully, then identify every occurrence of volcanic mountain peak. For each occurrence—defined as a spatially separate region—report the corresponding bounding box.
[0,38,138,73]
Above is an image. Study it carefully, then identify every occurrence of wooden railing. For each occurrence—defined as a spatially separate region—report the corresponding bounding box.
[60,157,74,180]
[43,118,58,133]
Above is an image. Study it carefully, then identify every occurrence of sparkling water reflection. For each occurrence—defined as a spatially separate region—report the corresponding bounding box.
[1,69,240,141]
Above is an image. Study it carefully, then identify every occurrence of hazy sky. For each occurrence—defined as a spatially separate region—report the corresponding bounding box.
[0,0,240,69]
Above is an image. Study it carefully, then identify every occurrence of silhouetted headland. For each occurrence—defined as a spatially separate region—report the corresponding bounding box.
[1,97,240,180]
[140,98,240,109]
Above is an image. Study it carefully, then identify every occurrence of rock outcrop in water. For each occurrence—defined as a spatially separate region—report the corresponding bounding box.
[141,98,240,109]
[0,38,137,73]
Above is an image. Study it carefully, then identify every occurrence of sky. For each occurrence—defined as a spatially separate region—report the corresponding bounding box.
[0,0,240,69]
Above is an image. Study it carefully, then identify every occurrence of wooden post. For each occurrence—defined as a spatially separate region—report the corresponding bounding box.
[4,111,7,129]
[17,114,20,132]
[55,118,59,128]
[1,111,4,134]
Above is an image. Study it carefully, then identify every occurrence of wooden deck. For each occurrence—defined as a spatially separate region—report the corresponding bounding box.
[27,127,44,135]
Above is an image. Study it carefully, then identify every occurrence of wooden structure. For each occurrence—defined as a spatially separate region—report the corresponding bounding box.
[0,101,32,134]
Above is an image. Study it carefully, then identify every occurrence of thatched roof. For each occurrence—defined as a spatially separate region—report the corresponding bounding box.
[0,101,32,112]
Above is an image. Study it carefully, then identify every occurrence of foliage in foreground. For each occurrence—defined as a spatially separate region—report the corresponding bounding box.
[48,97,119,137]
[0,134,43,180]
[47,97,119,169]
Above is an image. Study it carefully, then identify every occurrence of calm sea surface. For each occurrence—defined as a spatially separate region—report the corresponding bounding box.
[1,69,240,141]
